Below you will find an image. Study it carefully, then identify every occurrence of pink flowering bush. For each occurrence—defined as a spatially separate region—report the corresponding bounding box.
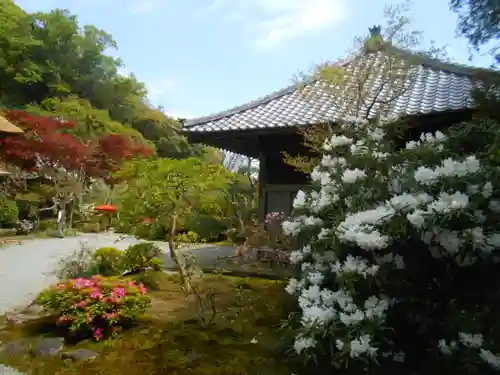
[36,275,151,341]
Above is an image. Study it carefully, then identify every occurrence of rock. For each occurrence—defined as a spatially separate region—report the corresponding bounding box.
[0,364,25,375]
[6,316,27,327]
[62,349,99,362]
[33,337,64,357]
[6,312,41,327]
[1,341,28,356]
[184,350,203,366]
[22,304,44,316]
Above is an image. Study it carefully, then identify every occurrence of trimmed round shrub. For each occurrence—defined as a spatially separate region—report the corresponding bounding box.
[36,276,151,341]
[92,247,125,276]
[123,242,164,274]
[283,117,500,374]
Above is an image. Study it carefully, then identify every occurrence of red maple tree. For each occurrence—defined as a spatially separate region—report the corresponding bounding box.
[87,133,153,184]
[0,110,90,171]
[0,110,153,179]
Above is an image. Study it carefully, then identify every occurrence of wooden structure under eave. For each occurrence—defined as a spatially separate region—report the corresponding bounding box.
[0,114,23,177]
[182,34,496,221]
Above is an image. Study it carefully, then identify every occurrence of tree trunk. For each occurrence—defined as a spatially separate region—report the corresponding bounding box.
[68,202,74,229]
[56,201,66,238]
[166,213,191,293]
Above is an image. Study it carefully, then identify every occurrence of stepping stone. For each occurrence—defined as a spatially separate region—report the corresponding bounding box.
[0,364,25,375]
[1,341,28,356]
[62,349,99,362]
[33,337,64,357]
[185,350,204,366]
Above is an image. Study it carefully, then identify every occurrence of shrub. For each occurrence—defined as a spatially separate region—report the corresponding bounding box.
[123,242,164,274]
[130,270,168,291]
[184,214,226,242]
[55,244,95,279]
[92,247,125,276]
[38,219,56,231]
[174,230,200,244]
[0,196,18,227]
[283,117,500,374]
[36,276,151,340]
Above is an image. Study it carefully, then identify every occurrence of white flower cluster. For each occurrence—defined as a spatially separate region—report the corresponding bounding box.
[439,332,500,371]
[282,117,500,371]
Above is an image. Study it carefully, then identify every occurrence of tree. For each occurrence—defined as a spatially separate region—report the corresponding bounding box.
[450,0,500,63]
[116,158,232,290]
[284,0,448,173]
[0,110,91,234]
[88,133,153,198]
[0,109,152,233]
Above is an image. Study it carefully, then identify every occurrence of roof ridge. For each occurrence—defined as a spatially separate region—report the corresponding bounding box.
[384,45,493,77]
[183,46,491,128]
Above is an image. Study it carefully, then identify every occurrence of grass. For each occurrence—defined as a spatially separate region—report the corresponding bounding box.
[0,273,298,375]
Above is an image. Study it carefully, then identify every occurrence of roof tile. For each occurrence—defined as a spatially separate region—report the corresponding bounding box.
[183,49,484,133]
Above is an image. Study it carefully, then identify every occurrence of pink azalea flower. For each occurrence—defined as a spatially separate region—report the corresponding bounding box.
[93,327,104,341]
[138,284,147,295]
[90,288,103,299]
[73,300,87,308]
[111,287,126,299]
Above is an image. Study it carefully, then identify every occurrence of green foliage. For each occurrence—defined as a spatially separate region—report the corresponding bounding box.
[36,276,151,341]
[184,214,226,242]
[174,230,200,244]
[0,0,206,160]
[38,219,56,231]
[25,96,145,141]
[450,0,500,63]
[130,270,168,291]
[116,158,233,242]
[0,195,18,226]
[123,242,164,273]
[92,247,125,276]
[55,245,98,279]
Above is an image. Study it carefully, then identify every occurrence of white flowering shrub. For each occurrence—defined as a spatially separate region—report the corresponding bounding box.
[283,116,500,374]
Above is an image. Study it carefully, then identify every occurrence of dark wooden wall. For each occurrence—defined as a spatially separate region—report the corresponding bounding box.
[186,109,476,221]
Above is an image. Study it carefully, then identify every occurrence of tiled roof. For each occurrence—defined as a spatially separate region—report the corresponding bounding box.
[183,47,490,133]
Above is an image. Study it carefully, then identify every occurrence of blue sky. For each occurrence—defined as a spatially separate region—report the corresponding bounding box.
[15,0,493,120]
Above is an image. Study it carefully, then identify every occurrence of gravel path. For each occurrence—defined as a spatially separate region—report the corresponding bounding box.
[0,233,234,314]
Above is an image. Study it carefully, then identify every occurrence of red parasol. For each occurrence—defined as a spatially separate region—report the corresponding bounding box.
[95,204,117,213]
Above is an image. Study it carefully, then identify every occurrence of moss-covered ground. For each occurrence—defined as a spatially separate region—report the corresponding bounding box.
[0,273,298,375]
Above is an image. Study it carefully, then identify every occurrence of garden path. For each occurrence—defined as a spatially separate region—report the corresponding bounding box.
[0,233,234,314]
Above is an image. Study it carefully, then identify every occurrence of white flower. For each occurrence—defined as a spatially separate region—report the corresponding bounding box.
[350,334,377,357]
[483,182,494,198]
[480,349,500,370]
[293,336,317,354]
[285,278,300,295]
[437,339,456,355]
[293,190,307,208]
[458,332,483,348]
[323,135,353,150]
[342,168,367,184]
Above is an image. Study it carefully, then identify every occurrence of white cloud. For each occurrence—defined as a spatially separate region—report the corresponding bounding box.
[146,78,178,102]
[201,0,347,50]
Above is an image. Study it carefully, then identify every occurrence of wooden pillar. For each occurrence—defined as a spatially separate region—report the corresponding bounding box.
[257,150,267,222]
